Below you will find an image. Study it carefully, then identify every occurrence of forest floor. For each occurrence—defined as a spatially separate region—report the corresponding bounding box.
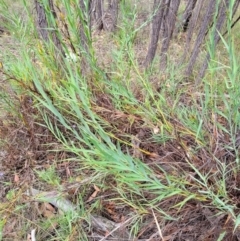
[1,2,240,241]
[1,31,239,241]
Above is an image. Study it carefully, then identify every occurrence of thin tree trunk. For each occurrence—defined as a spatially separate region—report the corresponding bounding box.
[110,0,118,31]
[35,0,49,42]
[180,0,205,65]
[180,0,197,32]
[233,0,240,18]
[222,0,240,36]
[91,0,104,30]
[197,0,240,83]
[79,0,92,54]
[229,14,240,31]
[48,0,63,53]
[34,0,63,54]
[79,0,92,73]
[197,0,230,84]
[103,0,119,31]
[160,0,180,69]
[185,0,217,77]
[144,0,167,67]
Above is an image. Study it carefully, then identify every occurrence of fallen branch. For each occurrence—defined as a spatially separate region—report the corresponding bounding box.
[25,187,131,240]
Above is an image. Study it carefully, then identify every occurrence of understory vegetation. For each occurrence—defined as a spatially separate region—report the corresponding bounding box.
[0,0,240,240]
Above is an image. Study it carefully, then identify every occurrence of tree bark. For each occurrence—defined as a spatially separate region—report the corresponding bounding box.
[91,0,104,30]
[179,0,204,66]
[180,0,197,32]
[197,0,240,83]
[144,0,167,67]
[103,0,119,31]
[78,0,93,73]
[35,0,49,42]
[79,0,92,55]
[197,0,230,83]
[34,0,63,54]
[185,0,217,77]
[48,0,63,53]
[109,0,118,31]
[160,0,180,69]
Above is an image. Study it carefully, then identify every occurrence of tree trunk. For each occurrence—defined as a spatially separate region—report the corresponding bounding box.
[48,0,63,53]
[180,0,197,32]
[179,0,204,66]
[160,0,180,69]
[196,0,230,83]
[197,0,240,83]
[79,0,92,54]
[185,0,217,77]
[34,0,63,54]
[91,0,104,30]
[109,0,118,31]
[223,0,240,35]
[79,0,92,73]
[103,0,118,31]
[144,0,167,67]
[35,0,49,42]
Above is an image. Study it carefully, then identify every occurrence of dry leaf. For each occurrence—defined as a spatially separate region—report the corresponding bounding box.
[14,173,19,184]
[39,202,56,218]
[148,152,160,159]
[75,176,82,182]
[65,164,71,177]
[153,126,159,134]
[131,135,142,159]
[87,185,100,203]
[27,233,31,241]
[3,219,16,237]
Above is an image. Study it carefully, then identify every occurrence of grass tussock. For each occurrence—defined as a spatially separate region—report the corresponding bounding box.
[0,0,240,240]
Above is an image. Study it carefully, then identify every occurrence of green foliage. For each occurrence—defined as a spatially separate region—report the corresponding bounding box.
[36,166,61,186]
[0,0,240,239]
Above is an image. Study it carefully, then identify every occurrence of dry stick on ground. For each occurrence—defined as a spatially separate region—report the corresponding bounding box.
[151,208,165,241]
[185,0,217,78]
[145,0,167,67]
[30,229,36,241]
[160,0,181,69]
[27,187,131,240]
